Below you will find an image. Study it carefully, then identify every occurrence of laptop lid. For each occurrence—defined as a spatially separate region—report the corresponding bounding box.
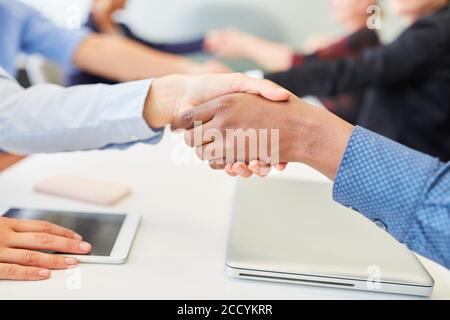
[226,178,434,292]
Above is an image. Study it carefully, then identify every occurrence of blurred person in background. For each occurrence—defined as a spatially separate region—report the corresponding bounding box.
[0,0,227,87]
[67,0,228,85]
[205,0,379,72]
[263,0,450,162]
[205,0,380,123]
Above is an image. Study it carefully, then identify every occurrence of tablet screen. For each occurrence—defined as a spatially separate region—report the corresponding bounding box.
[4,208,126,256]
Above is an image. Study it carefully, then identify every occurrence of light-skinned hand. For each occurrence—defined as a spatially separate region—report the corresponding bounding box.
[0,217,91,281]
[205,28,294,72]
[143,73,291,128]
[224,161,288,178]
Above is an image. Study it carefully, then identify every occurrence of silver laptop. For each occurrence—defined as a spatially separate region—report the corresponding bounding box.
[226,178,434,297]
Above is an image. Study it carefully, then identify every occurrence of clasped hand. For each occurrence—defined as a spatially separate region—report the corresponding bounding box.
[169,76,353,180]
[146,73,292,177]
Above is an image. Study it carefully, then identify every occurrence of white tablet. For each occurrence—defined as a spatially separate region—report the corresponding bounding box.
[0,206,140,264]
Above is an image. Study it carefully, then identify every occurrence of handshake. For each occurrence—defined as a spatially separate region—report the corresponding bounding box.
[0,73,354,282]
[145,73,353,180]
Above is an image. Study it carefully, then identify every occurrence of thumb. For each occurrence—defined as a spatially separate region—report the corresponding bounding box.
[234,75,291,102]
[201,73,291,103]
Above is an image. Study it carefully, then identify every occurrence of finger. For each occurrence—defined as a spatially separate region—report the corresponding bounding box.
[188,73,290,113]
[247,160,272,176]
[171,98,222,131]
[257,163,272,177]
[10,233,92,254]
[0,263,50,281]
[196,140,253,164]
[184,120,220,148]
[195,142,224,162]
[232,162,253,178]
[275,163,288,171]
[225,163,238,177]
[226,73,291,102]
[248,160,262,175]
[13,220,82,240]
[0,248,78,270]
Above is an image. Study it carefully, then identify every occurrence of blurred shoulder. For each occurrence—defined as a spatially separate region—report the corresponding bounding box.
[0,0,39,20]
[414,8,450,34]
[403,8,450,46]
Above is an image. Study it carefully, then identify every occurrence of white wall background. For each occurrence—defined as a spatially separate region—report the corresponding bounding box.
[20,0,404,49]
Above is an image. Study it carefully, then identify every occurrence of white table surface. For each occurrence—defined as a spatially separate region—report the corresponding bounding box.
[1,132,449,300]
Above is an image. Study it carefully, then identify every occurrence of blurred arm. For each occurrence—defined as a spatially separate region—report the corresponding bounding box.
[20,3,199,82]
[266,16,450,96]
[73,34,199,82]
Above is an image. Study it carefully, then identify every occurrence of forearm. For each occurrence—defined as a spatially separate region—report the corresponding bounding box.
[293,114,450,267]
[333,127,450,268]
[73,34,198,82]
[0,78,162,154]
[289,102,354,180]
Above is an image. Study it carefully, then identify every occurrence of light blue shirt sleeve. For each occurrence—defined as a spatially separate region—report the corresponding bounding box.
[17,1,90,70]
[333,126,450,269]
[0,67,163,154]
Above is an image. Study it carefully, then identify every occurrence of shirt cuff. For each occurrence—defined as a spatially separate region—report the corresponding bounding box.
[333,126,440,242]
[100,79,164,149]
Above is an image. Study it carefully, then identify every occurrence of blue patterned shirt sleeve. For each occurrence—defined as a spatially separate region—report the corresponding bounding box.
[333,126,450,268]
